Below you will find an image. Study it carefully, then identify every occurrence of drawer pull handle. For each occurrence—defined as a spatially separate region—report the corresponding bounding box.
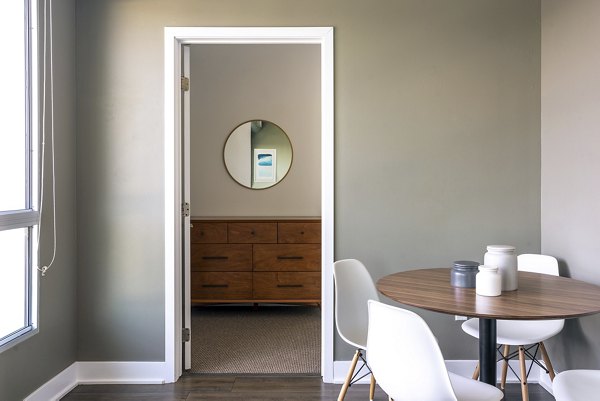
[277,284,304,288]
[202,284,229,288]
[277,256,304,260]
[202,256,229,260]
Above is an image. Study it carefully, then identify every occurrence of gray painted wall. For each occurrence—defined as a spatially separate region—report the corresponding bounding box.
[0,1,78,400]
[541,0,600,370]
[75,0,541,363]
[189,44,321,216]
[75,1,166,361]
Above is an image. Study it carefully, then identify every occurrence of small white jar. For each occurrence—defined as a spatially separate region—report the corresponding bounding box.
[476,265,502,297]
[484,245,518,291]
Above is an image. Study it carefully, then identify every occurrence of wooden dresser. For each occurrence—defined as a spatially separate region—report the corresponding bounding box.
[190,218,321,304]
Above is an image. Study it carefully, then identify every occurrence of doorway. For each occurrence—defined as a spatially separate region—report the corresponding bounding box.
[163,27,334,383]
[185,42,321,374]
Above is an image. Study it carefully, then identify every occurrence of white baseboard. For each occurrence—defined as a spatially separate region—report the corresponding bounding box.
[538,365,556,395]
[24,363,79,401]
[77,361,167,384]
[333,360,373,384]
[27,359,555,400]
[24,361,168,401]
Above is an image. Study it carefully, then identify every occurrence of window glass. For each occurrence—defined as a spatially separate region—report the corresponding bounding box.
[0,1,27,212]
[0,228,29,340]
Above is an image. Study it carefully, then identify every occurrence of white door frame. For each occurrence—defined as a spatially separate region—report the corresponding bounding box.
[163,27,335,383]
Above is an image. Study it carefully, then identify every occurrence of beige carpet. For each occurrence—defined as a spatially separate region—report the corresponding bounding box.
[190,305,321,374]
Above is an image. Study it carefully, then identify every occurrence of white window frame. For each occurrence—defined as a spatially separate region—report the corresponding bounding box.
[0,0,40,353]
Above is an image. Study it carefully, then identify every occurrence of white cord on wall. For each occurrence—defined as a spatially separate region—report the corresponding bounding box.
[37,0,57,277]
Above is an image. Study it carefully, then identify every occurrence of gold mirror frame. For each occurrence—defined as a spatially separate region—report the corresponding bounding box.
[223,120,293,189]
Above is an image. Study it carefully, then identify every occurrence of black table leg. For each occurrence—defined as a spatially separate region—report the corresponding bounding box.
[479,318,497,385]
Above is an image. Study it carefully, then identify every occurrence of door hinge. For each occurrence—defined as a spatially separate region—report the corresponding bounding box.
[182,328,191,342]
[182,202,190,217]
[181,76,190,92]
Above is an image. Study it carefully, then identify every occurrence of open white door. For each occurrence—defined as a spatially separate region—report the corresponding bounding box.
[182,44,192,370]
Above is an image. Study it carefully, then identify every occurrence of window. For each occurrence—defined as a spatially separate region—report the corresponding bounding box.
[0,0,39,350]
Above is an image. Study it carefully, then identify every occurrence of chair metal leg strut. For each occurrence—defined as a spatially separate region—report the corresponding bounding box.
[338,348,374,401]
[473,342,555,401]
[500,343,552,381]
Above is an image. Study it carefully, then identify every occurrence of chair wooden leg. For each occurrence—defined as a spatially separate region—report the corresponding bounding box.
[472,362,480,380]
[501,344,511,390]
[518,346,529,401]
[338,349,361,401]
[369,374,376,401]
[539,341,556,381]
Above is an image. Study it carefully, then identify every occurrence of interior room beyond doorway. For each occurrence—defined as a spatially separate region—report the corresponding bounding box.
[186,42,322,375]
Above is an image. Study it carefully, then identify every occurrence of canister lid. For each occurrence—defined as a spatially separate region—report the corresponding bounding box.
[478,264,498,272]
[486,245,516,252]
[453,260,479,269]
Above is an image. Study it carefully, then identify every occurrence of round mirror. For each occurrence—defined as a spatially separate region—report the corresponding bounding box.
[223,120,293,189]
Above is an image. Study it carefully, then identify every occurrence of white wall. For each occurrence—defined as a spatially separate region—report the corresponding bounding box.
[189,44,321,217]
[541,0,600,370]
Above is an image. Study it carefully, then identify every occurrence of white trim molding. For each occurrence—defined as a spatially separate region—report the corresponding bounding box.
[26,359,554,400]
[76,361,168,384]
[164,27,335,383]
[24,362,168,401]
[24,363,78,401]
[333,360,373,384]
[538,364,556,395]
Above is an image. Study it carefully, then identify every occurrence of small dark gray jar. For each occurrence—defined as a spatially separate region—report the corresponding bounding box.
[450,260,479,288]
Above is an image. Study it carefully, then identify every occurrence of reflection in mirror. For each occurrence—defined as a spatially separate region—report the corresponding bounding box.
[223,120,293,189]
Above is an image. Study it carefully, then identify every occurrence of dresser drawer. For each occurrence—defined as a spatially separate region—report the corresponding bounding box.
[253,244,321,271]
[228,222,277,243]
[192,272,252,300]
[253,272,321,300]
[191,222,227,243]
[278,222,321,244]
[191,244,252,271]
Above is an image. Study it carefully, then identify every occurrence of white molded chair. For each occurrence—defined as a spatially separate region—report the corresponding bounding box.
[553,370,600,401]
[333,259,380,401]
[461,254,564,401]
[367,300,504,401]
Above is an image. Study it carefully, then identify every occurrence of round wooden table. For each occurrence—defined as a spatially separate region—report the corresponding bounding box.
[377,268,600,385]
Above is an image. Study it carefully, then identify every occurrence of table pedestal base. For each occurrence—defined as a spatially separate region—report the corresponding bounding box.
[479,318,497,385]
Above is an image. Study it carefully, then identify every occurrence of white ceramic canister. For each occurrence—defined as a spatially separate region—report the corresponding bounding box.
[476,265,502,296]
[484,245,518,291]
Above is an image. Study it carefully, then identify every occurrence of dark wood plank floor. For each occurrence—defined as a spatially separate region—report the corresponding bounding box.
[61,374,555,400]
